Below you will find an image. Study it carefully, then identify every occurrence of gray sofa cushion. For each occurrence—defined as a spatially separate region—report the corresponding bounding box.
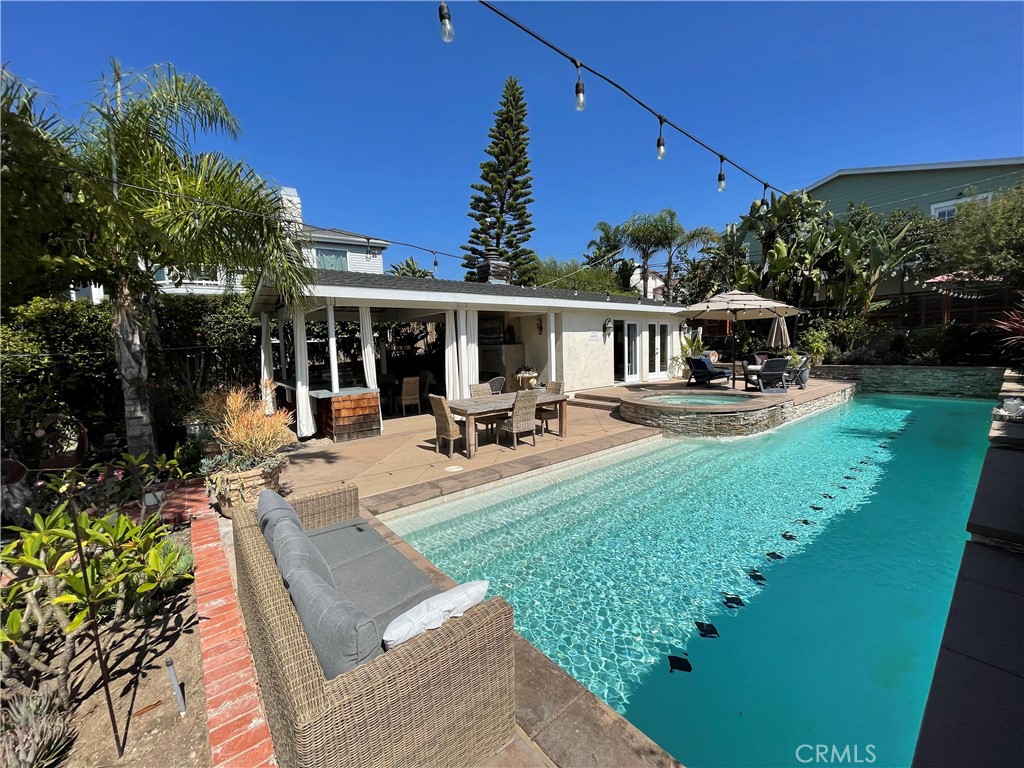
[286,565,383,678]
[307,517,387,568]
[275,518,336,589]
[331,546,436,622]
[256,490,301,556]
[373,585,443,631]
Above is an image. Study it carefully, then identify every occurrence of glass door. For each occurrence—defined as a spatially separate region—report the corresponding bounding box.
[647,323,670,378]
[625,322,640,383]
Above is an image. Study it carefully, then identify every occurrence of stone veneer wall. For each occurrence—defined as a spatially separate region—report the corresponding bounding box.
[619,386,855,437]
[811,365,1004,398]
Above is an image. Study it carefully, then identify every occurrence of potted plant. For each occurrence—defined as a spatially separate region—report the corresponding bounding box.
[199,387,296,518]
[514,365,539,389]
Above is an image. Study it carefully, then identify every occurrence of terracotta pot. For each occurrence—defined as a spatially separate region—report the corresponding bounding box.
[213,462,284,519]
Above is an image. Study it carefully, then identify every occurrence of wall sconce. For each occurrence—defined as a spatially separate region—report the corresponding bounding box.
[603,318,614,337]
[536,317,543,335]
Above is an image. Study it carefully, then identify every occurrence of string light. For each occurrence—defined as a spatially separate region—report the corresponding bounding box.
[63,174,74,204]
[759,183,769,214]
[656,116,666,161]
[438,1,455,43]
[472,1,782,197]
[573,59,585,111]
[717,156,726,192]
[192,210,202,229]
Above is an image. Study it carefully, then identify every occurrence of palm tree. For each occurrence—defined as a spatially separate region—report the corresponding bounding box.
[387,256,435,278]
[659,210,718,303]
[623,210,675,298]
[70,61,311,456]
[585,220,626,267]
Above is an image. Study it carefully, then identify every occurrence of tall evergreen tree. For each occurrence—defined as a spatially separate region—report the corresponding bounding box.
[462,76,538,286]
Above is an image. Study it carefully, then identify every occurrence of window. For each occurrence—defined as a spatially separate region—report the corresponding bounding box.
[316,248,348,271]
[930,192,993,222]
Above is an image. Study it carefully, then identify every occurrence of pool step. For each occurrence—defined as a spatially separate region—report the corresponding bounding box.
[569,393,620,412]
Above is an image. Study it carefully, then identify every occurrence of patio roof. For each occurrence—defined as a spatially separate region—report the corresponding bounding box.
[250,269,687,317]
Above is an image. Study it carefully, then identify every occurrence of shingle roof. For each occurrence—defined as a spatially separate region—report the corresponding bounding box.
[310,269,683,308]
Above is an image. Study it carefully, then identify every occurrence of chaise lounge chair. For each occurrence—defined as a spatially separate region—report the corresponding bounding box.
[686,356,733,387]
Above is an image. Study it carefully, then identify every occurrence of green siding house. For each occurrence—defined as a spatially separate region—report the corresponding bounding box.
[806,157,1024,219]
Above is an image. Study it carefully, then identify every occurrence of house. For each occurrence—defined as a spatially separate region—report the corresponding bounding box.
[805,157,1024,220]
[74,188,389,302]
[249,250,688,438]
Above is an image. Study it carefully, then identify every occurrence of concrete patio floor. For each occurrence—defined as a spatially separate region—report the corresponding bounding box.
[278,397,653,499]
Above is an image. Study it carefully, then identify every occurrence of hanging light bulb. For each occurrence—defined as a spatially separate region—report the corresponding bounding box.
[574,61,585,111]
[717,156,726,192]
[656,117,666,160]
[193,210,202,229]
[438,1,454,43]
[432,252,439,272]
[63,177,74,204]
[758,183,769,214]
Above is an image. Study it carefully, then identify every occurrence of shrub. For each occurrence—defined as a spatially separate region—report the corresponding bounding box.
[0,691,75,768]
[200,387,295,475]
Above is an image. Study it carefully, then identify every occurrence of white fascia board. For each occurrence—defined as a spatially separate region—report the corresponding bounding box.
[307,283,683,315]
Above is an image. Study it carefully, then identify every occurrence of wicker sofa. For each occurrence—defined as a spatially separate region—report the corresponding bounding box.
[232,485,516,768]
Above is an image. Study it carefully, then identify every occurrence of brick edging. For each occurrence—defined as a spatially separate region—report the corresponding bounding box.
[191,509,276,767]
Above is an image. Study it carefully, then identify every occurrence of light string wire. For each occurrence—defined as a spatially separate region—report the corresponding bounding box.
[475,0,783,194]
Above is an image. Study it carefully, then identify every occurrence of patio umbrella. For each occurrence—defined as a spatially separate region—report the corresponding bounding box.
[677,291,801,387]
[767,316,791,349]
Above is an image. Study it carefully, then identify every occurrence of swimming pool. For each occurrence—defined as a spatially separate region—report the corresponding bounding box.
[644,394,755,406]
[387,395,991,767]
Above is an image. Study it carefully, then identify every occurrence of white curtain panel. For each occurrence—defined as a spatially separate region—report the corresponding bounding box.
[465,309,480,394]
[547,311,557,382]
[444,309,461,400]
[358,305,383,434]
[326,302,340,392]
[260,312,274,415]
[291,307,316,438]
[457,309,470,399]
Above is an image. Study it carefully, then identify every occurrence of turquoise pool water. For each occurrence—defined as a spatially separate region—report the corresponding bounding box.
[646,394,754,405]
[388,395,991,768]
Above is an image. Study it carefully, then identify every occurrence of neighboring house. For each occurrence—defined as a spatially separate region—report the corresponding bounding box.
[805,157,1024,220]
[629,267,666,300]
[74,187,389,302]
[804,157,1023,328]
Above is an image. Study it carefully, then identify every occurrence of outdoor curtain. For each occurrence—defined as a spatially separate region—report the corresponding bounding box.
[260,313,274,415]
[444,309,461,400]
[465,309,480,397]
[291,308,316,438]
[359,305,384,434]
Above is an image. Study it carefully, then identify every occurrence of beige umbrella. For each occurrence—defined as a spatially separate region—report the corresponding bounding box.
[678,291,801,387]
[767,316,791,349]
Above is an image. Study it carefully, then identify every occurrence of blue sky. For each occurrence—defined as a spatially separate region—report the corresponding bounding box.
[3,1,1022,279]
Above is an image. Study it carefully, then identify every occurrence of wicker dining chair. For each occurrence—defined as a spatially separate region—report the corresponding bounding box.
[499,389,540,450]
[399,376,421,416]
[470,384,504,443]
[428,394,464,457]
[535,381,563,437]
[487,376,506,395]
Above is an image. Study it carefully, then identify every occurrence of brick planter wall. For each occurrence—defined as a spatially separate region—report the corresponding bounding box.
[191,510,276,767]
[811,365,1004,398]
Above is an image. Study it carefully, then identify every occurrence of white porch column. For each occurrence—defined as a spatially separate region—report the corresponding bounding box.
[277,315,292,403]
[547,311,557,383]
[292,307,315,438]
[358,306,384,434]
[326,301,340,393]
[444,309,461,400]
[260,312,274,415]
[457,309,470,399]
[465,309,479,393]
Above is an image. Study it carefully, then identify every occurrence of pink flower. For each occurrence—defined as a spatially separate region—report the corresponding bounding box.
[113,469,125,480]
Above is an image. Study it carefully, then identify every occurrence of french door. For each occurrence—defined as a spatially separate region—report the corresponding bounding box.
[648,323,670,378]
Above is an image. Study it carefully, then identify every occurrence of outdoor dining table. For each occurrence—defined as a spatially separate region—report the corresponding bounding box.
[447,390,569,459]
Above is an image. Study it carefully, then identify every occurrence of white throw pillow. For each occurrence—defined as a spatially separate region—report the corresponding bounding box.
[383,581,489,650]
